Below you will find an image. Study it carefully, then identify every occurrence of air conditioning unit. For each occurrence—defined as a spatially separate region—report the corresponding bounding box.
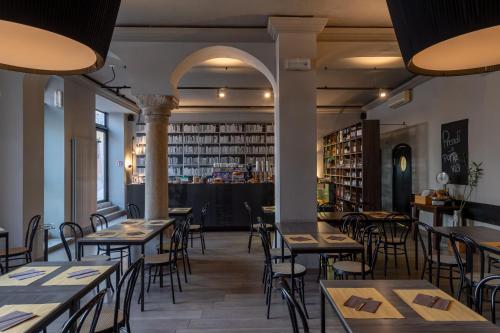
[388,89,412,109]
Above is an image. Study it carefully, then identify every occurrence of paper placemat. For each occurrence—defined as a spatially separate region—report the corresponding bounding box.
[284,234,318,244]
[87,231,120,238]
[327,288,404,319]
[42,266,110,286]
[121,219,144,225]
[123,230,149,238]
[394,289,487,322]
[481,242,500,249]
[321,234,357,244]
[0,267,60,287]
[144,220,170,226]
[0,304,59,333]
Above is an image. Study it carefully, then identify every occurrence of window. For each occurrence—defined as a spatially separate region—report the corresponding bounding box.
[96,110,108,202]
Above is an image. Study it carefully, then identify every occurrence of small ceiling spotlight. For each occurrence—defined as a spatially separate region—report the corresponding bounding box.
[379,89,388,99]
[217,88,226,98]
[263,91,272,99]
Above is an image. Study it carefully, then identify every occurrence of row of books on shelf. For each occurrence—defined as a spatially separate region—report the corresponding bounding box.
[326,161,363,169]
[331,178,363,187]
[323,123,362,146]
[168,134,272,145]
[164,123,274,134]
[335,187,362,203]
[325,143,363,155]
[168,167,214,177]
[167,146,274,155]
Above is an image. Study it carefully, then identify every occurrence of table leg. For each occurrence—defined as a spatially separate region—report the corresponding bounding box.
[291,253,295,297]
[77,243,82,261]
[159,231,164,288]
[44,229,49,261]
[321,290,326,333]
[361,250,366,280]
[5,235,8,273]
[432,212,442,249]
[141,244,145,312]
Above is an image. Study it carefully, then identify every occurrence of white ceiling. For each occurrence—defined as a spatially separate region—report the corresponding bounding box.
[89,1,415,114]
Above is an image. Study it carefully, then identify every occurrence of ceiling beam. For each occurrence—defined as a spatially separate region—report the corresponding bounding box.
[177,86,392,91]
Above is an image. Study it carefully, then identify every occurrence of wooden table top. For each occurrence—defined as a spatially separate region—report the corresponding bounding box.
[0,261,118,333]
[276,221,363,253]
[78,218,175,245]
[169,207,192,216]
[433,226,500,255]
[320,279,499,333]
[317,211,401,223]
[0,228,7,236]
[411,202,460,212]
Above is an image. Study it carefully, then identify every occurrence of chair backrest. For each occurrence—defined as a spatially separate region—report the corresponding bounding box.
[114,256,143,331]
[25,215,42,252]
[59,222,83,261]
[361,225,382,272]
[244,201,253,227]
[127,203,141,218]
[474,274,500,323]
[256,216,271,246]
[450,232,486,286]
[258,226,273,269]
[59,289,106,333]
[380,213,411,244]
[181,215,193,246]
[200,204,208,228]
[279,278,309,333]
[340,213,367,240]
[168,227,183,262]
[89,213,108,232]
[415,221,435,260]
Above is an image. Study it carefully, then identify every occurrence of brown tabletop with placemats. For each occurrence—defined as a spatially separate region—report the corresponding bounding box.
[276,221,365,297]
[169,207,192,219]
[77,218,175,311]
[317,211,403,224]
[0,261,118,333]
[320,279,499,333]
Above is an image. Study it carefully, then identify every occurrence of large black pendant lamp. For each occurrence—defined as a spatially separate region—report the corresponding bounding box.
[0,0,121,74]
[386,0,500,76]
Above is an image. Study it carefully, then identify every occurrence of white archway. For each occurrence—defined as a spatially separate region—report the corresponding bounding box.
[170,45,277,98]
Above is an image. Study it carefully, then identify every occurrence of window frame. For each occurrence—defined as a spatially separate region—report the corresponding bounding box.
[96,111,109,203]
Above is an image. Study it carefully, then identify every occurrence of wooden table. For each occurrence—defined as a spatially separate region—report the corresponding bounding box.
[434,226,500,255]
[0,261,118,333]
[411,203,459,227]
[0,228,8,273]
[317,211,399,224]
[262,206,275,216]
[276,221,365,296]
[77,218,175,311]
[169,207,192,218]
[320,279,499,333]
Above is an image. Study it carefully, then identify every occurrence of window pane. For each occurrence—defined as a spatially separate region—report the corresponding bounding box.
[96,110,106,127]
[97,130,106,201]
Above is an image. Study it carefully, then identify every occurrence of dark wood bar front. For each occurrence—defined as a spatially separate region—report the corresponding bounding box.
[127,183,274,230]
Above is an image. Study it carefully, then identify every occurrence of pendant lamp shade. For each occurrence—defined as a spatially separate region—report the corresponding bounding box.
[386,0,500,76]
[0,0,121,74]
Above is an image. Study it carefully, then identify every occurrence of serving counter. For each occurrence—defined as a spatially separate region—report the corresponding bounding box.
[127,183,274,230]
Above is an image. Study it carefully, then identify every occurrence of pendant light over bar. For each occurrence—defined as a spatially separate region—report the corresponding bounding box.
[386,0,500,76]
[0,0,121,74]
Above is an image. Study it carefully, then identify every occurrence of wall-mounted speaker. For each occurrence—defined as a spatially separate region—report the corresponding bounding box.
[360,112,367,120]
[127,114,135,122]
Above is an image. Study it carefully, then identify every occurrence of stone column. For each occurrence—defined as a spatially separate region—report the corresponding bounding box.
[268,17,327,223]
[137,95,178,220]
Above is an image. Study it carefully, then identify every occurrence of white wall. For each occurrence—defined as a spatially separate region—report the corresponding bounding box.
[368,72,500,225]
[108,113,127,209]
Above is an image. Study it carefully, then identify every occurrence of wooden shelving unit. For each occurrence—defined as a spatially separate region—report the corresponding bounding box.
[133,122,274,182]
[323,120,380,211]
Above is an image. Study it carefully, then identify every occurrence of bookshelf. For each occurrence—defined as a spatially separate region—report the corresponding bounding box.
[323,120,380,211]
[133,122,274,182]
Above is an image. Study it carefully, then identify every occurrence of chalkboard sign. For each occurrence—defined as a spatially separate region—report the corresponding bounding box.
[441,119,468,185]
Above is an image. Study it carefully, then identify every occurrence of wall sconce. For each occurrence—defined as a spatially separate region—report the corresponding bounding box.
[217,88,226,98]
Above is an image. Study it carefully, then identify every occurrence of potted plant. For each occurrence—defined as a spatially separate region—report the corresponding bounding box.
[454,161,484,226]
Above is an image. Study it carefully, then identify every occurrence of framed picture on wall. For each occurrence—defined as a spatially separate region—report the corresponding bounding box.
[441,119,468,185]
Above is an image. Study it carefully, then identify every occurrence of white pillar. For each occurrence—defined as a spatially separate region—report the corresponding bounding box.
[268,17,327,223]
[137,95,178,220]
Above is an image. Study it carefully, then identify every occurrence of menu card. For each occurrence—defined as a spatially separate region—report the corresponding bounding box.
[343,295,382,313]
[413,294,451,311]
[0,311,37,332]
[8,270,45,281]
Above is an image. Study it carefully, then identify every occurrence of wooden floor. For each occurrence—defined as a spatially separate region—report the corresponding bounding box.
[46,230,496,332]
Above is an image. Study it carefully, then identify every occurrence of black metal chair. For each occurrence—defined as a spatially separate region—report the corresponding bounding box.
[318,213,366,280]
[90,214,131,272]
[450,232,500,307]
[259,227,309,319]
[145,227,183,304]
[474,274,500,324]
[415,221,460,292]
[332,225,381,280]
[279,278,309,333]
[189,203,208,254]
[0,215,41,269]
[59,289,106,333]
[83,257,143,333]
[127,203,141,219]
[245,202,273,253]
[378,213,412,277]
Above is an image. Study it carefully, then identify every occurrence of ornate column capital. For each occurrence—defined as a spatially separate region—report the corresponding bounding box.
[136,94,178,123]
[267,16,328,40]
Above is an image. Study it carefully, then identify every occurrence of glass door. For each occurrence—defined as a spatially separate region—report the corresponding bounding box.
[96,129,107,202]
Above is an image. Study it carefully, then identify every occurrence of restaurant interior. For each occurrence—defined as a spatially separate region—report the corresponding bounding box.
[1,1,500,332]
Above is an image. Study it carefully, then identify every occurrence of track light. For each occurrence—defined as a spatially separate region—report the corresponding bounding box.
[263,91,272,99]
[217,88,226,98]
[378,89,389,99]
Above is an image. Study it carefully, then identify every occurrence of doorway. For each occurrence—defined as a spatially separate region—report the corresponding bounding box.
[392,143,412,214]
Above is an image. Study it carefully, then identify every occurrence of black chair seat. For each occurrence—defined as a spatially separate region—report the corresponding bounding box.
[145,253,174,265]
[272,263,307,277]
[333,260,371,274]
[270,248,291,258]
[80,254,111,262]
[82,307,124,333]
[0,246,28,257]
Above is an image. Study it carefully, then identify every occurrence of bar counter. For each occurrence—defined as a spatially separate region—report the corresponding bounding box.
[127,183,274,230]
